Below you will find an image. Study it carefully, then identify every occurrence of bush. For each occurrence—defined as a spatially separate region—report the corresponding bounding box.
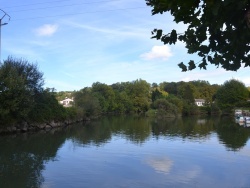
[153,99,178,118]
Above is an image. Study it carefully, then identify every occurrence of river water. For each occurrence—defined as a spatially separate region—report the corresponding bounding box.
[1,116,250,188]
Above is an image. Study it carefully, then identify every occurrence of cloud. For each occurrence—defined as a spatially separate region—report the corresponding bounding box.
[145,157,173,174]
[140,45,172,61]
[34,24,58,37]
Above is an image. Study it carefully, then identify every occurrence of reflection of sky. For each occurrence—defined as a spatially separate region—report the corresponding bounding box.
[145,157,173,174]
[144,156,201,184]
[41,131,250,188]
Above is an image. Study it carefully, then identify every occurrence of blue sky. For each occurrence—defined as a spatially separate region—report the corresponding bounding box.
[1,0,250,91]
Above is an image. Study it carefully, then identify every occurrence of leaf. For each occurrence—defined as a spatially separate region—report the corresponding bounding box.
[207,55,212,62]
[188,60,196,70]
[198,58,207,70]
[156,29,163,40]
[170,29,177,44]
[178,62,188,72]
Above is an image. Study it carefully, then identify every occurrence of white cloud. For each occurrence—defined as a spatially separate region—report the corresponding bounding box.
[145,157,173,175]
[34,24,58,37]
[140,45,172,61]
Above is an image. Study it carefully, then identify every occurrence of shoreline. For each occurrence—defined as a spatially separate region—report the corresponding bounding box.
[0,117,91,135]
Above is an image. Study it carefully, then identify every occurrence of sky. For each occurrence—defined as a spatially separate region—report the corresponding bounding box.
[1,0,250,91]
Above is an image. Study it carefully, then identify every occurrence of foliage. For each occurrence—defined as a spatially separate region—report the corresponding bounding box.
[151,87,168,102]
[56,91,74,101]
[0,57,74,126]
[182,101,200,116]
[177,82,196,104]
[74,88,101,117]
[145,109,157,117]
[153,98,178,117]
[113,91,133,113]
[216,79,249,110]
[126,79,151,113]
[0,57,44,122]
[160,82,178,95]
[92,82,116,113]
[0,56,240,127]
[210,103,221,115]
[146,0,250,71]
[166,95,183,113]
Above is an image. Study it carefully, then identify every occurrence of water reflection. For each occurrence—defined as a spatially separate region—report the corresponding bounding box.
[150,117,217,141]
[0,116,250,187]
[0,132,67,187]
[145,157,173,174]
[215,117,250,151]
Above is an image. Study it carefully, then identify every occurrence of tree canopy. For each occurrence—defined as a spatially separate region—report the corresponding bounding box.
[0,57,75,125]
[0,57,44,121]
[146,0,250,71]
[216,79,249,110]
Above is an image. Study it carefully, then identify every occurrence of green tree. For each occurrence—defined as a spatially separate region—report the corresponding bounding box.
[177,82,196,104]
[162,82,178,95]
[146,0,250,71]
[166,95,183,113]
[151,87,168,102]
[216,79,249,110]
[91,82,116,113]
[113,91,133,113]
[153,98,178,118]
[74,88,101,117]
[126,79,151,113]
[0,57,44,123]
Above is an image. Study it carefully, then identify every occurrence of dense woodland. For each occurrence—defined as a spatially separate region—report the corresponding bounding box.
[1,57,250,128]
[64,76,250,118]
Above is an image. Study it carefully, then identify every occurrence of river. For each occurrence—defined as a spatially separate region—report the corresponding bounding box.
[0,116,250,188]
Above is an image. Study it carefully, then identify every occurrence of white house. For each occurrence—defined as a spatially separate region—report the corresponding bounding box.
[195,99,205,106]
[60,97,74,107]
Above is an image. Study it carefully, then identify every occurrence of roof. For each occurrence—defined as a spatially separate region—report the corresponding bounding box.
[195,99,205,102]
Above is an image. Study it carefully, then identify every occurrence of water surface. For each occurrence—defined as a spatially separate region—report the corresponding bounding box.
[1,116,250,188]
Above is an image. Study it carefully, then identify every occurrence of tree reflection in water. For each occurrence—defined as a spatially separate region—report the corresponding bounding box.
[0,116,250,187]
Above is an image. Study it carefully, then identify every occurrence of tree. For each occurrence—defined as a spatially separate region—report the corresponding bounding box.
[177,82,196,104]
[153,98,178,117]
[91,82,116,113]
[151,87,168,102]
[74,88,101,117]
[216,79,249,110]
[0,57,44,122]
[146,0,250,71]
[126,79,151,113]
[162,82,178,95]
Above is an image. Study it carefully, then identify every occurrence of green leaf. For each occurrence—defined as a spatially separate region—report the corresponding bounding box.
[156,29,163,40]
[188,60,196,70]
[198,58,208,70]
[207,55,212,62]
[170,29,177,44]
[178,62,188,72]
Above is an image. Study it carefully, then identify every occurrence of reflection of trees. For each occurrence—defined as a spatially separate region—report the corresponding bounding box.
[0,116,152,188]
[215,117,250,151]
[71,120,112,147]
[71,116,152,146]
[108,115,151,144]
[1,115,250,187]
[150,115,250,151]
[0,132,67,188]
[150,117,217,140]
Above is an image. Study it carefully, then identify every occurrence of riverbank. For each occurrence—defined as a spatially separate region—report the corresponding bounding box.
[0,117,91,135]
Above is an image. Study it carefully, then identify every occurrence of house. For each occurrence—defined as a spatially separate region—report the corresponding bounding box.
[194,99,205,106]
[235,109,242,116]
[60,97,74,107]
